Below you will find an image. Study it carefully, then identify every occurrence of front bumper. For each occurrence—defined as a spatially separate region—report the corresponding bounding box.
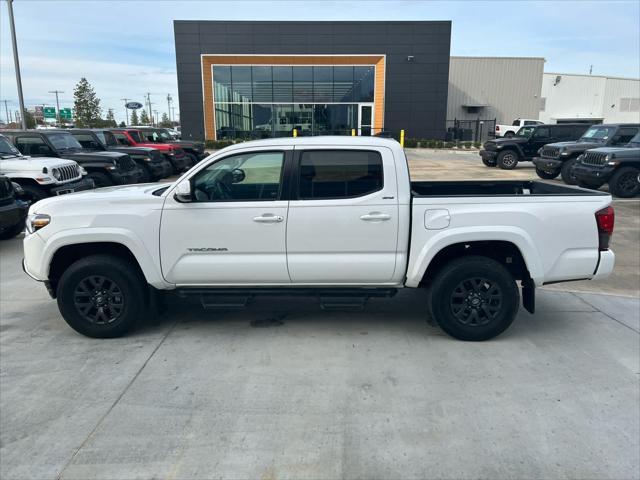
[50,177,95,195]
[479,150,497,162]
[0,200,28,232]
[573,163,615,183]
[147,159,174,179]
[110,169,141,185]
[165,153,190,173]
[533,157,563,173]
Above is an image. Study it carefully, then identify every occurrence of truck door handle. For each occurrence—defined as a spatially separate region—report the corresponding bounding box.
[253,214,284,223]
[360,212,391,222]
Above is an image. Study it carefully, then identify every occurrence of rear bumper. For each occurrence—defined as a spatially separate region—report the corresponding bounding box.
[533,157,562,173]
[593,250,615,280]
[50,177,95,195]
[573,164,615,183]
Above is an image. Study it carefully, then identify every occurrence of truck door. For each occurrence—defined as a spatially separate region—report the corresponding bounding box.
[286,147,399,283]
[526,126,551,156]
[160,148,292,285]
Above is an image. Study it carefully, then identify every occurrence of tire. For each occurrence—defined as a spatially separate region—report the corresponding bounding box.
[86,172,114,188]
[609,166,640,198]
[186,153,198,167]
[535,167,559,180]
[429,256,520,341]
[137,165,151,183]
[482,157,497,167]
[56,254,147,338]
[0,221,25,240]
[576,179,604,190]
[497,150,519,170]
[20,184,48,202]
[560,158,578,185]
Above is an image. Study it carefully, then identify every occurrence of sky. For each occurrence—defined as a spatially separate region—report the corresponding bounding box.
[1,0,639,124]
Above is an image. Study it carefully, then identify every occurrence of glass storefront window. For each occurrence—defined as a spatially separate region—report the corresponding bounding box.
[252,66,272,102]
[333,66,354,102]
[293,67,313,102]
[313,66,333,102]
[354,66,375,102]
[231,66,252,103]
[273,66,293,102]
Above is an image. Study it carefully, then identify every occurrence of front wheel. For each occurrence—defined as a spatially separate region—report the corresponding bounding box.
[429,256,520,341]
[609,167,640,198]
[56,254,147,338]
[535,167,559,180]
[497,150,519,169]
[560,158,578,185]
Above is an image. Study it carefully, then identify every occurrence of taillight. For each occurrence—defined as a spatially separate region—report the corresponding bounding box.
[495,126,500,131]
[595,206,614,251]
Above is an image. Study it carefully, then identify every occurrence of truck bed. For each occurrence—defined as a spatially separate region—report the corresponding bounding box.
[411,180,608,197]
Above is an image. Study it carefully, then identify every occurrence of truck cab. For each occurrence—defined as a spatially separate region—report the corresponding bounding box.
[494,119,544,138]
[109,128,191,174]
[134,127,207,164]
[533,124,640,184]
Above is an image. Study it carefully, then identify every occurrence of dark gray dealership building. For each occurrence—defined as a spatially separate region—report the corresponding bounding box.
[174,20,451,140]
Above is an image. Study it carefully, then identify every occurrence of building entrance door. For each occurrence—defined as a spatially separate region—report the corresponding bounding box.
[358,104,374,136]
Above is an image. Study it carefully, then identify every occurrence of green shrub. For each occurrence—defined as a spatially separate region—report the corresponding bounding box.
[204,139,236,150]
[404,137,418,148]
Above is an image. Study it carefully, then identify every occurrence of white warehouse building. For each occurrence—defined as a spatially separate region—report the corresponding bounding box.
[539,73,640,124]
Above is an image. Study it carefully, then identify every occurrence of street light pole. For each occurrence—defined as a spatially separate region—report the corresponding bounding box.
[166,94,172,123]
[48,90,64,125]
[7,0,27,129]
[120,97,129,126]
[2,100,10,125]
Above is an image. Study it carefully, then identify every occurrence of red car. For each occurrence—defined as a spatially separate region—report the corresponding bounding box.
[110,129,191,174]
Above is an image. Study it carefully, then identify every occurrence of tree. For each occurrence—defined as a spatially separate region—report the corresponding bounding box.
[105,109,117,127]
[73,77,101,127]
[129,109,139,125]
[119,121,126,127]
[139,109,150,125]
[23,109,36,129]
[159,112,172,128]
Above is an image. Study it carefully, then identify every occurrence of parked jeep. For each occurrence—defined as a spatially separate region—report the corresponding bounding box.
[68,129,173,182]
[135,127,207,164]
[4,130,142,188]
[109,129,191,174]
[480,124,589,170]
[0,174,29,239]
[572,132,640,198]
[0,133,93,201]
[533,124,640,184]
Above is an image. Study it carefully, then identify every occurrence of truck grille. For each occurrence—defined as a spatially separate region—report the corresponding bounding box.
[541,147,559,158]
[58,164,81,182]
[116,155,136,171]
[581,151,607,167]
[174,148,186,158]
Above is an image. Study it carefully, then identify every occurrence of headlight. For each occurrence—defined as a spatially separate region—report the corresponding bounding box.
[35,175,54,184]
[52,168,62,180]
[560,150,570,156]
[79,166,87,175]
[606,154,619,166]
[26,214,51,234]
[141,155,153,162]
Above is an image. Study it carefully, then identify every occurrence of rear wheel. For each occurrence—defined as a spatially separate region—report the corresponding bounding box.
[87,172,113,188]
[560,158,578,185]
[56,254,147,338]
[497,150,519,169]
[609,167,640,198]
[535,167,559,180]
[429,256,520,341]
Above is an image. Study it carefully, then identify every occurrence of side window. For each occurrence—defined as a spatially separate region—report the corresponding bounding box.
[297,150,383,200]
[15,136,51,156]
[72,133,98,149]
[613,128,639,145]
[533,127,550,139]
[113,133,131,146]
[524,120,537,126]
[103,132,119,146]
[555,126,573,139]
[192,151,284,202]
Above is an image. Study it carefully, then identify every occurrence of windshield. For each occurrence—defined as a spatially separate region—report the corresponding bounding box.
[626,132,640,147]
[48,133,83,151]
[579,126,616,143]
[0,136,22,158]
[515,126,535,138]
[143,129,172,142]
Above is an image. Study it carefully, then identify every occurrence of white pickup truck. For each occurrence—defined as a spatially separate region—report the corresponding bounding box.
[495,119,544,138]
[22,137,615,341]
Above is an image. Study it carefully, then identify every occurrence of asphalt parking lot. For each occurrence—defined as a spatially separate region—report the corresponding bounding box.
[1,148,639,479]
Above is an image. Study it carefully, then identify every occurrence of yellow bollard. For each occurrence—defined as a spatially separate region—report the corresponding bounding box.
[351,128,356,136]
[400,129,405,148]
[293,128,297,138]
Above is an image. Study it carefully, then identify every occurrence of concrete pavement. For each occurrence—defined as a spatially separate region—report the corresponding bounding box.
[1,236,638,480]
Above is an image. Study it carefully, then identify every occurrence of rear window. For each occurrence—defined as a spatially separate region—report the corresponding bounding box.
[297,150,383,200]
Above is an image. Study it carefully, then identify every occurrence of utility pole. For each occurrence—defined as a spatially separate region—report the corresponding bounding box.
[48,90,64,125]
[166,94,172,123]
[171,106,176,125]
[7,0,27,129]
[2,100,10,124]
[589,65,593,75]
[145,93,153,125]
[153,110,159,126]
[120,97,129,125]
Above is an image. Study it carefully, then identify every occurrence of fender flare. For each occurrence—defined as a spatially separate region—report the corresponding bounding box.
[41,227,172,289]
[405,227,545,288]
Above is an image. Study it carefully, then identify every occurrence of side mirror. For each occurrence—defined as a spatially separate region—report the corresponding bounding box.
[231,168,246,183]
[173,180,192,203]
